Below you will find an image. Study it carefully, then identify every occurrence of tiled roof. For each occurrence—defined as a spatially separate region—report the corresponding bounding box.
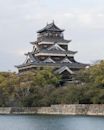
[55,66,74,74]
[35,49,77,55]
[16,62,87,69]
[37,22,64,33]
[28,53,37,62]
[48,43,65,51]
[61,57,72,63]
[30,38,71,45]
[43,57,55,63]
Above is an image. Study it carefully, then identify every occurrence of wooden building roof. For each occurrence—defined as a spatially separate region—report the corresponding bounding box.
[37,22,64,33]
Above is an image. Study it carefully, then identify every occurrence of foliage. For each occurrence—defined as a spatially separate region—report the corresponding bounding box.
[0,62,104,107]
[76,60,104,86]
[32,68,61,87]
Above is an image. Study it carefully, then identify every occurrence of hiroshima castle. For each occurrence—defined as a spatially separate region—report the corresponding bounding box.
[16,21,87,81]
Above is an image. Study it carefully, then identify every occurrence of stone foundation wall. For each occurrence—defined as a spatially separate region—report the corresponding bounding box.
[0,105,104,116]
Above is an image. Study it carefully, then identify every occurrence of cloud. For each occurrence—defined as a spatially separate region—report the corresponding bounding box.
[78,14,92,25]
[63,13,75,18]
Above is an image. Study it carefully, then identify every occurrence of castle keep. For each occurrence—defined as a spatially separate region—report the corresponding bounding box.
[16,22,87,81]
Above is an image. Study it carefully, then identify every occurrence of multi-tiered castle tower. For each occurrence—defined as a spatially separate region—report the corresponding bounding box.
[16,22,87,81]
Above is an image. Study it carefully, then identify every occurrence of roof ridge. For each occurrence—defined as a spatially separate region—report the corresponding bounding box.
[55,66,74,74]
[61,57,72,63]
[47,43,65,51]
[37,22,64,33]
[43,57,55,63]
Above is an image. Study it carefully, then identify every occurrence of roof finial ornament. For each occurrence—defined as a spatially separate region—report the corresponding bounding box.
[52,20,54,24]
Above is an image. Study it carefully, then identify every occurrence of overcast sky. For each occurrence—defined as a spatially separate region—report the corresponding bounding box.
[0,0,104,71]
